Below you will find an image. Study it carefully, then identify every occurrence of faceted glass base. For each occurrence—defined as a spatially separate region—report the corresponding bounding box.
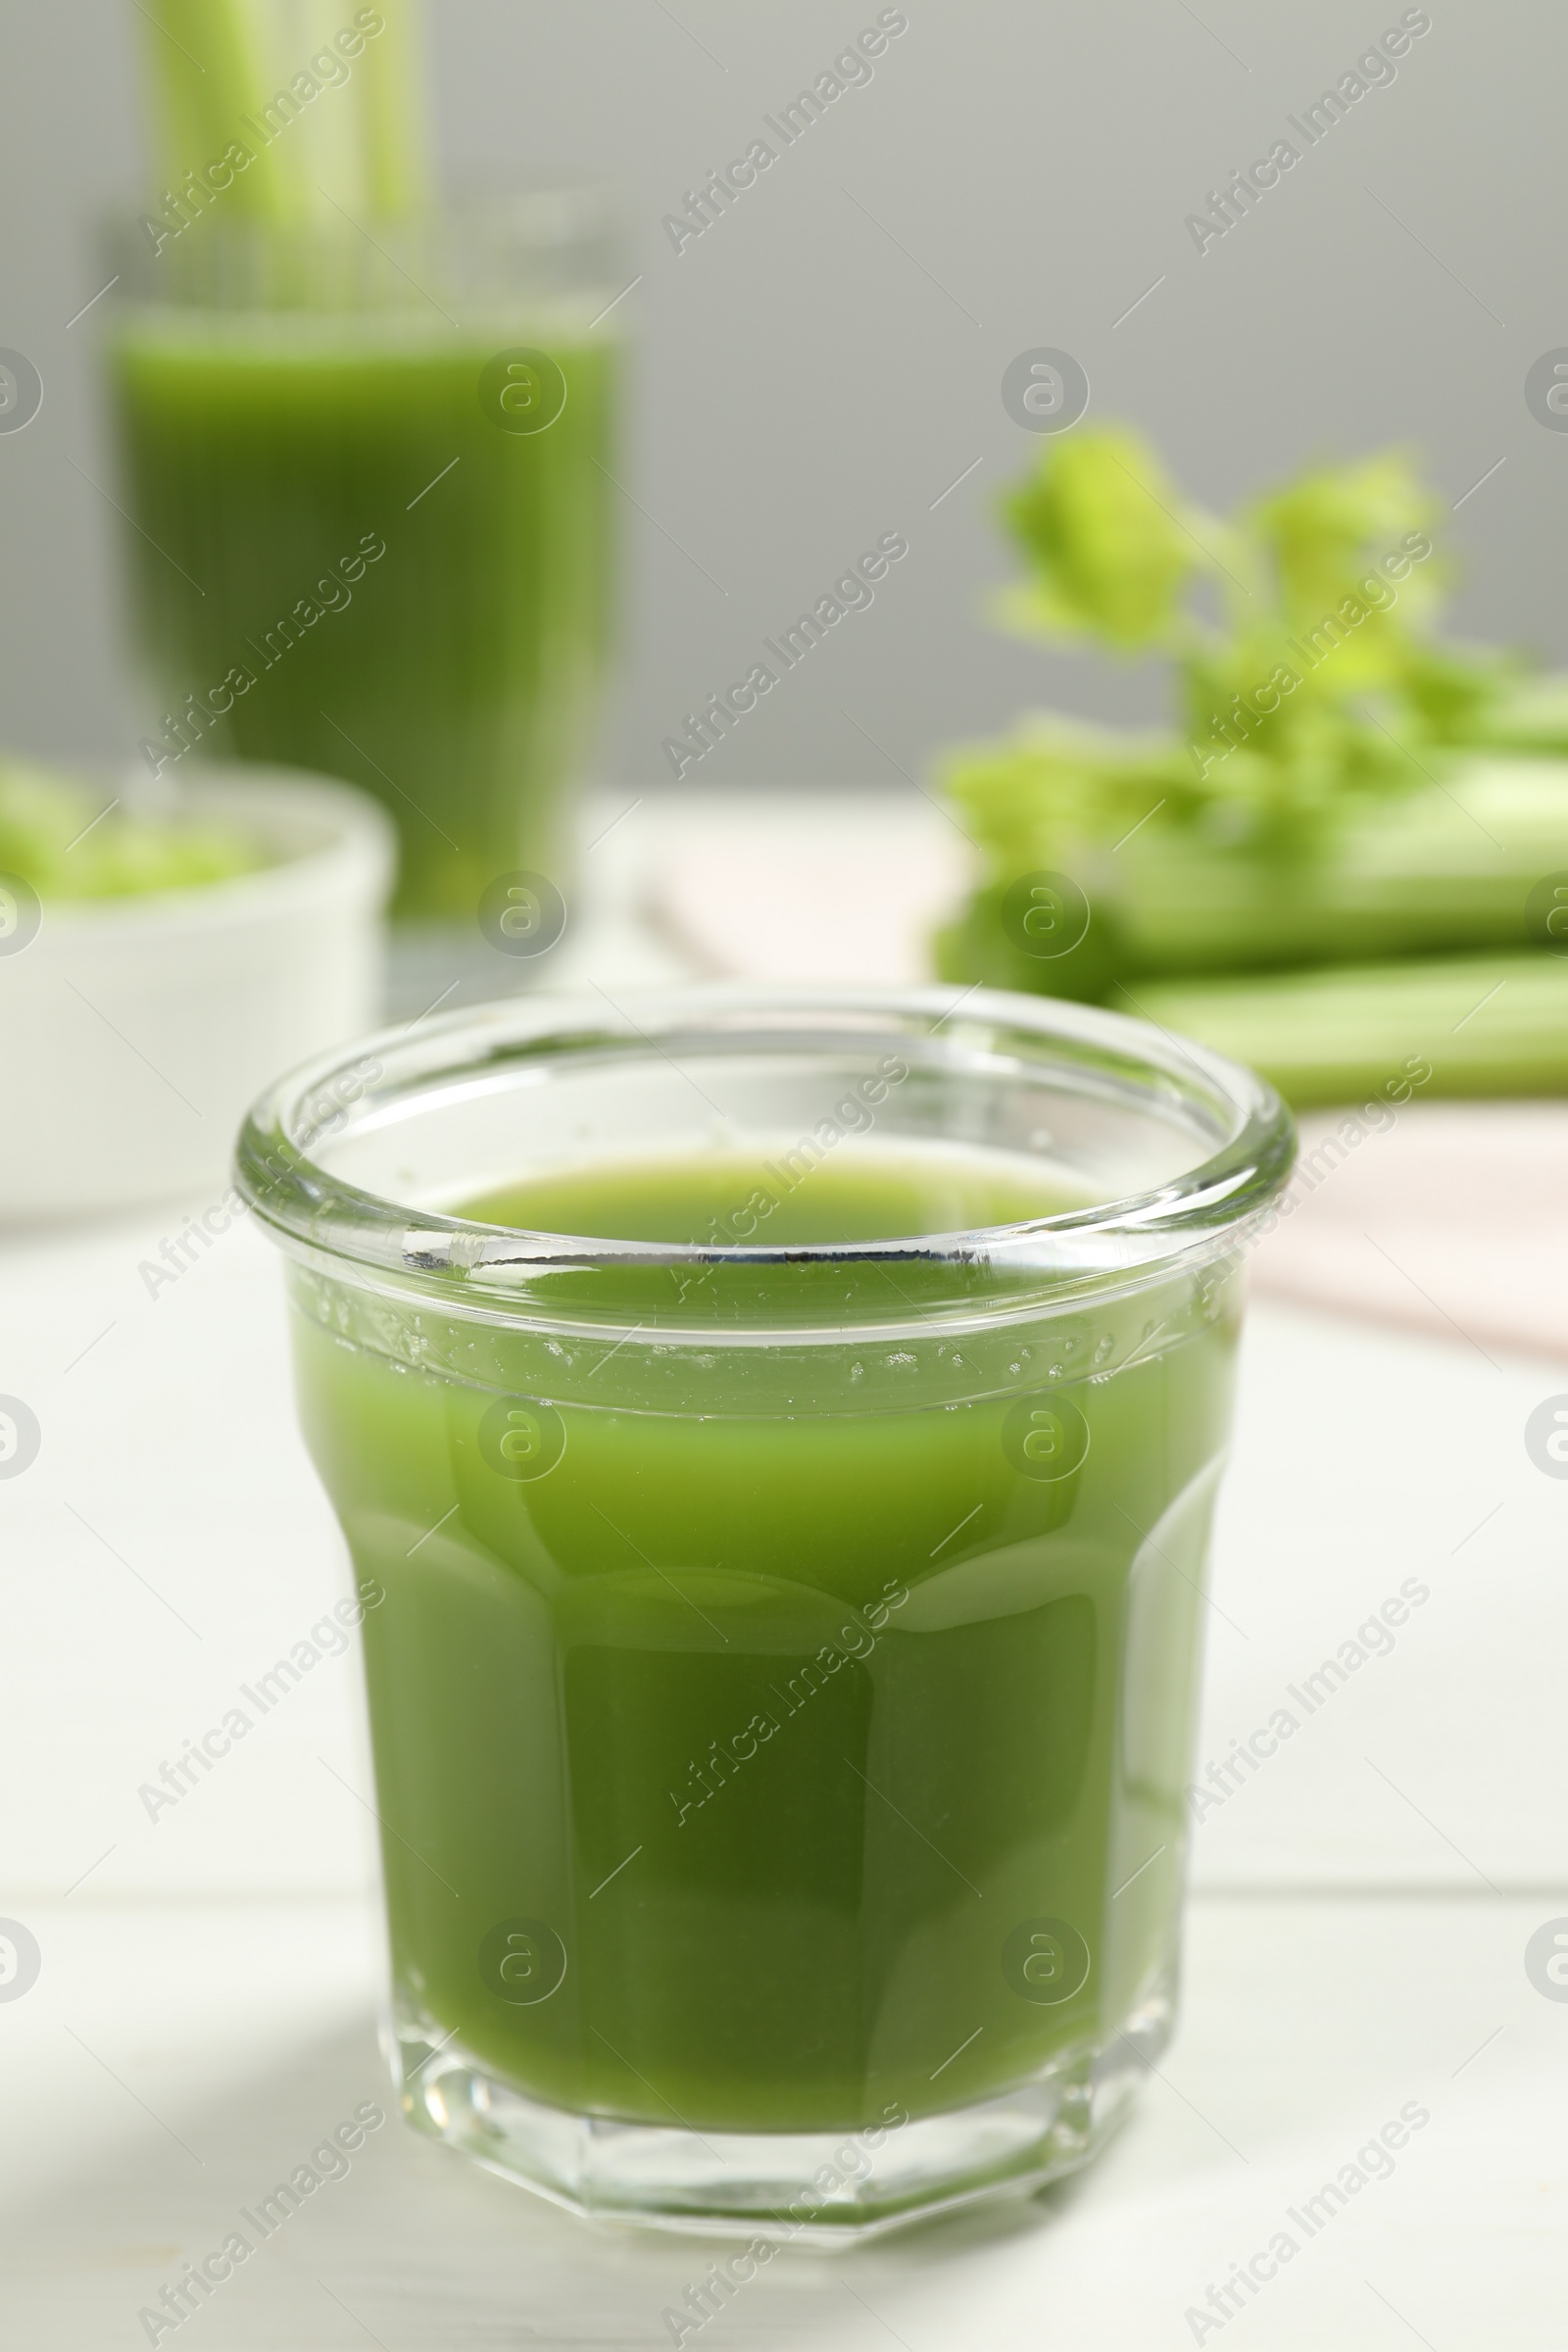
[389,1980,1173,2241]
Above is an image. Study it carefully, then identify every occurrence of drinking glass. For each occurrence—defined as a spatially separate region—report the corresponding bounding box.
[106,192,621,925]
[235,984,1294,2236]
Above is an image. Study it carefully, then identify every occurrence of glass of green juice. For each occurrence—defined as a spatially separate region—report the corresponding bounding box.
[235,985,1294,2236]
[105,194,619,927]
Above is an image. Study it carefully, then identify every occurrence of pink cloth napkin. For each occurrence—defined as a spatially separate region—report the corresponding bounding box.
[652,807,961,985]
[1250,1101,1568,1364]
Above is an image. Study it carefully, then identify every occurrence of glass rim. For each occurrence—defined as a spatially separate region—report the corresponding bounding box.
[104,181,625,312]
[233,984,1296,1316]
[105,180,620,242]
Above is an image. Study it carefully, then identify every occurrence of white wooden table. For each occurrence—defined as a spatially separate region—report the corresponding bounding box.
[2,793,1564,2348]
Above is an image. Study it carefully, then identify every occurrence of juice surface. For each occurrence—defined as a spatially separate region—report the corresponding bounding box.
[292,1143,1236,2133]
[462,1140,1093,1245]
[111,319,614,917]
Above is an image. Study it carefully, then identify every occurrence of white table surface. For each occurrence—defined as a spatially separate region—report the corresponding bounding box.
[3,791,1564,2348]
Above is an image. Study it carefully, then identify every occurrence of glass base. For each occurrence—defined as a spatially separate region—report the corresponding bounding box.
[389,1982,1172,2240]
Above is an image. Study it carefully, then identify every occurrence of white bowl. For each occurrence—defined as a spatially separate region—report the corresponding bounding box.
[0,767,394,1222]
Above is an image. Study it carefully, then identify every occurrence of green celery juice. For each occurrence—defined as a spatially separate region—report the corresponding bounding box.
[110,315,615,918]
[288,1140,1239,2135]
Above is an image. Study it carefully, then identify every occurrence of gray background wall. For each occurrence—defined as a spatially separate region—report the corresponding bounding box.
[0,0,1561,791]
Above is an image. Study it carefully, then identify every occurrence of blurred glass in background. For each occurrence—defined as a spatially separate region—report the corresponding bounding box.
[108,3,621,928]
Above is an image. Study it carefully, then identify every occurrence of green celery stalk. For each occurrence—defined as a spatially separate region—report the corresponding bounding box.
[936,756,1568,1001]
[282,0,379,220]
[1477,671,1568,758]
[134,0,429,221]
[355,0,430,220]
[1102,757,1568,976]
[935,431,1544,1008]
[136,0,291,219]
[1124,953,1568,1104]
